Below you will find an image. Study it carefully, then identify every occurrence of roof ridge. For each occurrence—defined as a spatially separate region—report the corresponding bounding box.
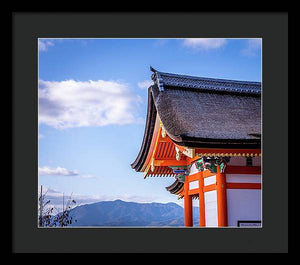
[159,71,261,85]
[150,67,261,94]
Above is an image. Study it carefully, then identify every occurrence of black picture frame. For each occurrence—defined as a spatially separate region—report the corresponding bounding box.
[12,11,292,253]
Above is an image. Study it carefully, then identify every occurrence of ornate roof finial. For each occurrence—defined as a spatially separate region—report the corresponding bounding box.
[150,66,164,91]
[150,66,157,73]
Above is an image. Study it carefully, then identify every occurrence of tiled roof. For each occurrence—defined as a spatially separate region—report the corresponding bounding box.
[131,68,261,172]
[152,86,261,144]
[150,66,261,95]
[150,67,261,146]
[165,178,184,194]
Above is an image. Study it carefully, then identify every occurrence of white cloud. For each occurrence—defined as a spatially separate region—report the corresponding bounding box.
[38,39,54,52]
[38,133,44,139]
[137,80,153,89]
[38,166,79,177]
[38,166,98,179]
[182,38,227,50]
[79,175,97,179]
[241,39,262,56]
[38,79,142,129]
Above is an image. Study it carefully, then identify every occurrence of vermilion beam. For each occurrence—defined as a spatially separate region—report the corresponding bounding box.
[153,159,187,167]
[225,166,261,175]
[195,148,261,155]
[198,171,206,227]
[184,176,193,227]
[226,183,261,189]
[216,165,228,227]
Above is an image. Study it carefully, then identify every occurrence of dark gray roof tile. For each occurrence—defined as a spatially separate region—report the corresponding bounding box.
[151,67,261,95]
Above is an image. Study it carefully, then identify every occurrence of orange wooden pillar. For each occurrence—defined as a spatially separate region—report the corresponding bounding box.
[198,171,205,227]
[184,176,193,227]
[216,165,228,227]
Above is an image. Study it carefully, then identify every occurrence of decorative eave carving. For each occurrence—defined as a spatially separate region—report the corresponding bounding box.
[161,126,166,138]
[196,152,261,157]
[195,156,231,174]
[151,159,154,172]
[175,146,181,161]
[182,147,195,158]
[169,165,191,183]
[175,145,195,160]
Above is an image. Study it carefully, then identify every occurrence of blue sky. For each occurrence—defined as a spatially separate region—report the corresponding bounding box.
[38,38,262,211]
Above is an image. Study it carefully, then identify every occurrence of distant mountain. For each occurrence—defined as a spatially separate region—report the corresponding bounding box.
[66,200,199,227]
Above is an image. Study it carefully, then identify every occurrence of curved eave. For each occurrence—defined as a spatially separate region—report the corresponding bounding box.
[165,178,184,194]
[145,166,176,178]
[171,136,261,149]
[131,86,157,171]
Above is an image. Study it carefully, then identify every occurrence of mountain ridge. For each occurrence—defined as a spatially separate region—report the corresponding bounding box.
[65,199,199,227]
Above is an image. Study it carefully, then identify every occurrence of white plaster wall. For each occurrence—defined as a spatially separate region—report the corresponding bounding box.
[204,190,218,227]
[189,180,199,190]
[189,163,198,175]
[226,174,261,183]
[192,199,200,227]
[204,175,216,186]
[226,189,262,227]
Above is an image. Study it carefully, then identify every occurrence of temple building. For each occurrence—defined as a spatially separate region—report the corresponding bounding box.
[131,67,262,227]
